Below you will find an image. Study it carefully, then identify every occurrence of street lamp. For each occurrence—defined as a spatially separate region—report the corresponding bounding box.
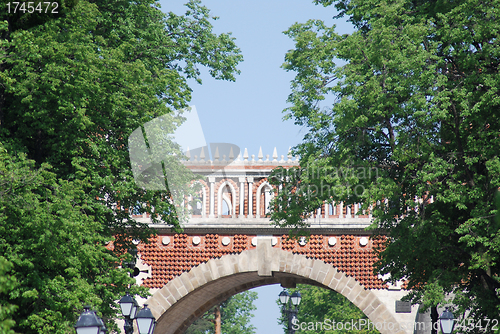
[439,308,455,334]
[135,304,156,334]
[119,292,139,334]
[279,289,302,334]
[74,306,106,334]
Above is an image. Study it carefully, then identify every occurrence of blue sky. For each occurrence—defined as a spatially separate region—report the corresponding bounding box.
[158,1,353,332]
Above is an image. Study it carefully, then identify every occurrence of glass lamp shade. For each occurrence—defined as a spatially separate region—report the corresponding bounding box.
[279,290,290,305]
[74,306,101,334]
[119,293,137,318]
[135,304,156,334]
[291,291,302,306]
[130,303,138,319]
[439,308,455,334]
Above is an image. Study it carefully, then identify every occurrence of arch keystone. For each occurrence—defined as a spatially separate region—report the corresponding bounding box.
[257,238,272,276]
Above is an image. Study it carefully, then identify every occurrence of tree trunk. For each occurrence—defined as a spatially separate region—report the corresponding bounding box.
[214,304,221,334]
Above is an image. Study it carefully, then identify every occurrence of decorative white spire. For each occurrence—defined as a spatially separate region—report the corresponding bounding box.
[214,146,220,162]
[243,148,249,161]
[229,147,234,160]
[258,146,263,162]
[272,147,278,162]
[200,147,205,162]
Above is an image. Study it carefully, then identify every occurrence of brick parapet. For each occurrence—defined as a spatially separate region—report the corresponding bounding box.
[138,233,387,290]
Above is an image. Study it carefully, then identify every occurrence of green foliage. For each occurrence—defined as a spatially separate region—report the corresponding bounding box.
[279,285,379,334]
[0,0,242,245]
[270,0,500,327]
[0,144,145,333]
[0,256,17,334]
[0,0,242,332]
[185,291,257,334]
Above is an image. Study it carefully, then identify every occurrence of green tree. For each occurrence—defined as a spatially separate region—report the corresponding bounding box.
[269,0,500,327]
[0,144,143,333]
[0,0,242,332]
[279,285,379,334]
[0,256,17,334]
[186,290,257,334]
[0,0,242,245]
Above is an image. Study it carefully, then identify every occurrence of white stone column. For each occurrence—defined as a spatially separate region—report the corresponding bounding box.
[324,203,329,218]
[339,202,343,219]
[247,177,254,218]
[238,177,245,218]
[209,176,215,218]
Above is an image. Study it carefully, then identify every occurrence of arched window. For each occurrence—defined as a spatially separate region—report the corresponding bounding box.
[217,183,236,218]
[328,203,335,216]
[256,183,273,218]
[222,197,231,215]
[189,183,207,218]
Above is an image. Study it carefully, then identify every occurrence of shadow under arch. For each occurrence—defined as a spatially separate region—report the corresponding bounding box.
[146,240,408,334]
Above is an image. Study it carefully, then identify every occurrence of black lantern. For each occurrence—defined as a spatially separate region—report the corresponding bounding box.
[279,290,290,305]
[119,292,139,334]
[290,291,302,306]
[119,292,138,318]
[74,306,102,334]
[439,308,455,334]
[135,304,156,334]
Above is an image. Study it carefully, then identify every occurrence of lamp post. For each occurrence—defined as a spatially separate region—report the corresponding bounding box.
[439,308,455,334]
[75,298,156,334]
[119,292,139,334]
[279,289,301,334]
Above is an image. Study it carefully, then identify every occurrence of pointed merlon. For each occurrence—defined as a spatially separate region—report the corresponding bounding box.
[258,146,263,162]
[214,146,220,162]
[243,148,249,161]
[186,146,191,159]
[287,146,292,162]
[200,147,205,162]
[272,147,278,162]
[229,147,234,160]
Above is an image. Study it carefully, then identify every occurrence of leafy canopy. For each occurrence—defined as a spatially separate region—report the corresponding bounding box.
[0,0,242,332]
[269,0,500,325]
[0,0,243,243]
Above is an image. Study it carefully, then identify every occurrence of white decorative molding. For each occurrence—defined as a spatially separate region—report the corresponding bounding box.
[328,237,337,246]
[359,237,369,247]
[192,236,201,245]
[221,237,231,246]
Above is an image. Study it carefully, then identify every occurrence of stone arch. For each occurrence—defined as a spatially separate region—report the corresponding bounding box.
[146,240,409,334]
